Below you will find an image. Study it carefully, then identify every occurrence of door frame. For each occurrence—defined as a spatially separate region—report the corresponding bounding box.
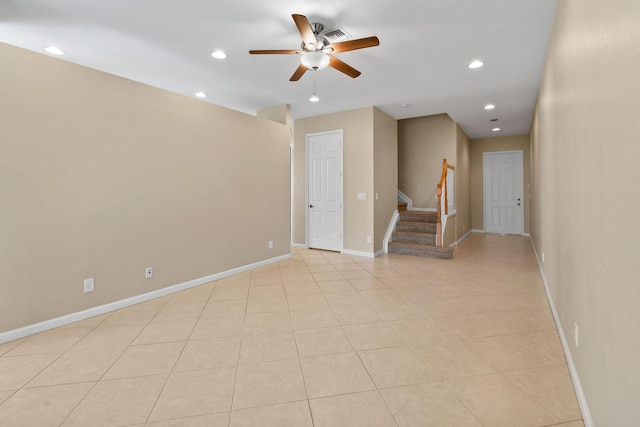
[306,129,344,251]
[483,149,524,235]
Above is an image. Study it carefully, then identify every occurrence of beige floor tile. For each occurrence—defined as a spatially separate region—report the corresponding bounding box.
[101,303,164,325]
[27,347,125,387]
[290,308,339,330]
[0,382,93,427]
[430,311,539,339]
[248,284,285,298]
[0,354,58,390]
[387,318,456,346]
[200,299,247,318]
[505,364,582,421]
[312,271,346,282]
[359,346,437,388]
[191,315,244,339]
[5,328,91,356]
[464,335,550,372]
[300,352,375,398]
[146,412,230,426]
[62,374,167,426]
[71,323,146,351]
[284,282,321,296]
[555,421,585,427]
[370,301,424,320]
[331,304,381,325]
[310,390,397,427]
[306,264,337,272]
[317,280,355,293]
[233,359,306,409]
[246,296,288,313]
[175,336,241,371]
[509,330,567,365]
[340,270,375,280]
[148,367,236,422]
[294,326,353,357]
[0,339,27,357]
[103,341,184,379]
[380,382,482,427]
[239,332,298,364]
[210,285,249,301]
[444,373,559,427]
[250,275,283,286]
[281,273,315,284]
[413,339,495,380]
[60,313,110,329]
[349,278,387,290]
[286,293,330,311]
[324,291,368,308]
[0,390,15,405]
[153,300,207,321]
[243,311,292,335]
[230,400,312,427]
[133,319,196,345]
[359,288,402,304]
[343,322,405,350]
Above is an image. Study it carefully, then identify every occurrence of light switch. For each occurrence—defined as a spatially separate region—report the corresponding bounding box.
[357,192,366,200]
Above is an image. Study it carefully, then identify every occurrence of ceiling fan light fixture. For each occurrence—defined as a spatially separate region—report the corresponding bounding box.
[301,52,330,70]
[468,60,484,69]
[44,46,65,55]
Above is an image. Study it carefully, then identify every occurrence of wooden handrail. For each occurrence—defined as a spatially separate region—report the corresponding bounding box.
[436,158,454,247]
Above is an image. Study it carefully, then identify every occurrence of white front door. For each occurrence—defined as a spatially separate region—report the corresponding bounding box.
[307,130,342,251]
[484,150,524,234]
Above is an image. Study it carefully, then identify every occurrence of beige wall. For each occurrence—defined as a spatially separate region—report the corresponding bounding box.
[531,0,640,425]
[293,107,374,253]
[398,114,456,208]
[373,108,398,252]
[470,134,531,233]
[454,124,472,241]
[0,43,291,333]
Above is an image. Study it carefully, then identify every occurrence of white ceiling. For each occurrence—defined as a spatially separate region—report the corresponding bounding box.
[0,0,557,139]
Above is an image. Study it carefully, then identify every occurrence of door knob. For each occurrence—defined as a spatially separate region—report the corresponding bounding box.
[309,205,315,208]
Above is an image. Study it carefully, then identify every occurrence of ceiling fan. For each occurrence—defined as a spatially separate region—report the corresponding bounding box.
[249,14,380,81]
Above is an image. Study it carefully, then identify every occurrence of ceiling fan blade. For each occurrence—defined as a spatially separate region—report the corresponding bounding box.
[330,36,380,53]
[292,14,317,46]
[249,49,302,55]
[290,64,308,81]
[329,56,361,78]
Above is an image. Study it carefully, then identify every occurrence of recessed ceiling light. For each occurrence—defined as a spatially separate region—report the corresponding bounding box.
[211,50,227,59]
[400,103,409,108]
[492,127,501,132]
[309,94,320,102]
[195,92,207,98]
[484,104,496,110]
[468,60,484,69]
[44,46,64,55]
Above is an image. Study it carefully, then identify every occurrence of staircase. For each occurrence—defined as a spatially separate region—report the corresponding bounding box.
[389,210,453,260]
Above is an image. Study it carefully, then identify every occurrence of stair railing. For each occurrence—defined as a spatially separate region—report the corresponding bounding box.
[436,158,454,247]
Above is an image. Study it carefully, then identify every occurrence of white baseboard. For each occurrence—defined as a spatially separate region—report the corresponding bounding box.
[451,230,472,247]
[0,253,292,345]
[291,243,308,248]
[471,228,486,233]
[529,238,594,427]
[341,249,375,258]
[397,190,412,210]
[373,249,385,257]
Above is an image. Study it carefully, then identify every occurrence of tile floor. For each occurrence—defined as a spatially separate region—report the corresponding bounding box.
[0,234,584,426]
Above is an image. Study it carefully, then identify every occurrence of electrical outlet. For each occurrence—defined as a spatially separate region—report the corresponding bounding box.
[367,236,372,244]
[542,252,545,262]
[268,240,274,249]
[574,323,579,347]
[84,278,94,293]
[145,267,153,279]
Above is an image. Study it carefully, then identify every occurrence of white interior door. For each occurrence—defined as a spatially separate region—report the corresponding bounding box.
[484,150,523,234]
[307,131,342,251]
